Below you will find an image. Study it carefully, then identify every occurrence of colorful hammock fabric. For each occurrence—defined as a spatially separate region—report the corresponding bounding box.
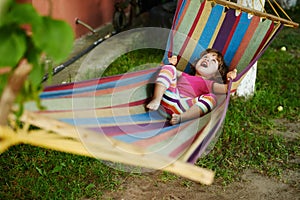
[3,0,297,184]
[164,0,284,75]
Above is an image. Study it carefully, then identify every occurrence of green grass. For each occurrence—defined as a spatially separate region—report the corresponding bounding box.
[103,48,164,77]
[1,7,300,199]
[80,48,164,80]
[0,145,127,199]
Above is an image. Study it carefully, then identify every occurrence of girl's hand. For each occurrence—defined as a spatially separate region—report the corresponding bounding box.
[168,55,178,66]
[226,69,237,81]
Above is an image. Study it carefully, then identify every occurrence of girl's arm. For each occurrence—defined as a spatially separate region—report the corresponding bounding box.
[176,69,182,77]
[212,69,237,94]
[168,55,182,78]
[212,82,228,94]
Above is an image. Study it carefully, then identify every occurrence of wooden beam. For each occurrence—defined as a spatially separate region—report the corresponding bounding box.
[210,0,299,28]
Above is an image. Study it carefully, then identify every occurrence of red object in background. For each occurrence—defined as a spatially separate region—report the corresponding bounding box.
[17,0,116,38]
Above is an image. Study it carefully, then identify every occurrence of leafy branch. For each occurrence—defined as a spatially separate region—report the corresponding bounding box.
[0,0,74,125]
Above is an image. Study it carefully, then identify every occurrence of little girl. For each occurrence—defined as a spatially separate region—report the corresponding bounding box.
[146,48,237,125]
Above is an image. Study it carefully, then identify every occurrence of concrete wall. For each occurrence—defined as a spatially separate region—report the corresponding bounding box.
[17,0,116,38]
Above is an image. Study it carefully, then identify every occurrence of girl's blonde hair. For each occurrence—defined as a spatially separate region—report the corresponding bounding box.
[190,48,228,83]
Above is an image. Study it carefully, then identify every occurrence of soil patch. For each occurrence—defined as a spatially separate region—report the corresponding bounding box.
[101,169,299,200]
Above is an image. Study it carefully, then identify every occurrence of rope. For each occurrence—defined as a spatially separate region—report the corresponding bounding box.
[267,0,280,18]
[271,0,293,21]
[210,0,298,27]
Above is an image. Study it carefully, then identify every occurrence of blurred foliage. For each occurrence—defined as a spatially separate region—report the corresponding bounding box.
[0,0,74,115]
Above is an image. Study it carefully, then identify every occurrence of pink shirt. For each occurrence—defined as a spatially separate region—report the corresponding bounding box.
[177,73,214,98]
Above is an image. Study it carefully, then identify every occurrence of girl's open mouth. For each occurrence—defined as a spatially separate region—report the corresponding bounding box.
[201,61,208,68]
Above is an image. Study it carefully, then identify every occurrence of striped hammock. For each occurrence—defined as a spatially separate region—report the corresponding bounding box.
[4,0,298,185]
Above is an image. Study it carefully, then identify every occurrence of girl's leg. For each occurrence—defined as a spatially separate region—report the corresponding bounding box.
[146,65,177,111]
[146,83,167,110]
[170,93,217,125]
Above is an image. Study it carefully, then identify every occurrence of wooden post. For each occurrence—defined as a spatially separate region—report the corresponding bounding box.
[236,0,265,97]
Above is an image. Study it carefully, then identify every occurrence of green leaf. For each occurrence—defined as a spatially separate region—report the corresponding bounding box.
[14,102,24,120]
[51,165,63,174]
[35,166,47,176]
[85,183,96,190]
[25,38,42,66]
[0,27,27,67]
[3,2,42,27]
[32,17,74,63]
[26,40,44,86]
[0,0,13,26]
[28,60,44,85]
[0,74,9,95]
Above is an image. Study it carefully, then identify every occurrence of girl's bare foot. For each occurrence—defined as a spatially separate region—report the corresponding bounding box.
[170,113,181,125]
[146,99,161,111]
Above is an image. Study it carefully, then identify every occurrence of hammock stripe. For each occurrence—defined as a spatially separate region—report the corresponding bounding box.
[230,15,260,69]
[188,4,225,68]
[43,67,158,92]
[213,9,240,54]
[223,12,251,64]
[41,68,158,99]
[236,19,273,72]
[176,0,208,70]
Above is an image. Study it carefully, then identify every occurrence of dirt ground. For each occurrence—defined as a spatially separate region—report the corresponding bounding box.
[101,169,299,200]
[101,119,299,200]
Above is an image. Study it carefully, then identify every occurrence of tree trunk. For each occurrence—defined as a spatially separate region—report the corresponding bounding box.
[277,0,297,9]
[236,0,265,98]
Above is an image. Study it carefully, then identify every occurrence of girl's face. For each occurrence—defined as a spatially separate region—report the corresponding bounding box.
[195,52,220,78]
